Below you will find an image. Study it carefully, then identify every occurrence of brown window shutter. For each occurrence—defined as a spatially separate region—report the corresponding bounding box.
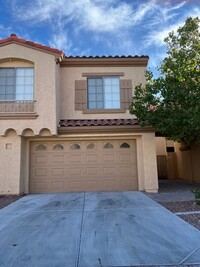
[75,80,87,110]
[120,79,132,110]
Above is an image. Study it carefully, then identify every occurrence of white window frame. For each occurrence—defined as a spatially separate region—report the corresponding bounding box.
[0,67,34,100]
[87,76,120,110]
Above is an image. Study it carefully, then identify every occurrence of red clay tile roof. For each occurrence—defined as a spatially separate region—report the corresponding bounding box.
[59,119,139,127]
[0,34,63,55]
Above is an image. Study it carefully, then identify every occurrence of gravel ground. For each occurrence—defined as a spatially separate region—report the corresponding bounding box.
[159,200,200,230]
[0,195,23,209]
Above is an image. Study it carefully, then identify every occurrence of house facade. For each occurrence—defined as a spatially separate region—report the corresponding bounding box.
[0,34,158,195]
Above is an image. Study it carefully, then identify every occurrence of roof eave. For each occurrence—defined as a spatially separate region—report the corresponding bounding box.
[58,125,155,134]
[61,56,149,67]
[0,40,64,59]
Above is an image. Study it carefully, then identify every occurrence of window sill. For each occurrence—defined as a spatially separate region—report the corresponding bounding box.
[83,108,126,114]
[0,112,38,119]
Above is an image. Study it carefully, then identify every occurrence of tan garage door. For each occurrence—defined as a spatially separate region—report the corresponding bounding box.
[30,140,138,193]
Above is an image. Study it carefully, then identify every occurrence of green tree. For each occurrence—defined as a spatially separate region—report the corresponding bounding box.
[130,17,200,143]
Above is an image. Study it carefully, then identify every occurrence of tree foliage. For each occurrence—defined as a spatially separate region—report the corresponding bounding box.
[130,17,200,143]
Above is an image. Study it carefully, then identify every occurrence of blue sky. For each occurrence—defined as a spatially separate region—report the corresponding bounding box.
[0,0,199,74]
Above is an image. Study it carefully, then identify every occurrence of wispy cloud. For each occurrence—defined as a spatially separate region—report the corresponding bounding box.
[49,30,72,53]
[11,0,156,32]
[6,0,200,59]
[0,24,12,39]
[144,5,200,48]
[10,0,157,53]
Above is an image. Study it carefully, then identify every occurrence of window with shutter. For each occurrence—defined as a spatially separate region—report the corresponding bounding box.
[75,78,132,112]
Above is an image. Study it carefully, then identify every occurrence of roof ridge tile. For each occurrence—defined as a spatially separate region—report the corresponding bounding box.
[0,34,63,55]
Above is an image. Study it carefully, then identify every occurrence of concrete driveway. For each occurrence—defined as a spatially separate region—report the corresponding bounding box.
[0,192,200,267]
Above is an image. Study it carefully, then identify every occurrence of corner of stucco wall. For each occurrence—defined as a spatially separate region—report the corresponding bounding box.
[142,132,159,193]
[0,132,22,194]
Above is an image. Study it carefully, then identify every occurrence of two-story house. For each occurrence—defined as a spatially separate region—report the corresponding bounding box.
[0,34,158,195]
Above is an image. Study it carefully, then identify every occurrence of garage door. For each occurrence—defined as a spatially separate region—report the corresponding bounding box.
[30,140,138,193]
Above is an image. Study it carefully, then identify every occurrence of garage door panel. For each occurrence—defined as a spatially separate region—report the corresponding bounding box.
[102,180,118,190]
[51,168,65,176]
[86,154,99,163]
[51,181,66,191]
[119,179,138,189]
[34,155,48,164]
[34,168,48,177]
[85,167,99,176]
[85,180,101,191]
[119,153,135,162]
[31,181,52,192]
[69,180,84,192]
[51,154,65,164]
[68,167,82,176]
[69,154,82,163]
[30,154,48,165]
[120,166,136,176]
[102,166,116,175]
[102,153,115,162]
[30,140,138,193]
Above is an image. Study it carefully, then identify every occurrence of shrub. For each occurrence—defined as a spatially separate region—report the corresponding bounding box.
[192,189,200,205]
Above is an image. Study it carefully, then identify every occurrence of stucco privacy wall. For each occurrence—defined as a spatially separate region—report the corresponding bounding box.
[0,43,59,135]
[0,131,21,194]
[175,142,200,182]
[60,66,146,119]
[156,137,167,156]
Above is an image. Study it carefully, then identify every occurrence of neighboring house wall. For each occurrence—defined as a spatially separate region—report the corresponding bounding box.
[155,137,177,179]
[175,142,200,182]
[156,139,200,182]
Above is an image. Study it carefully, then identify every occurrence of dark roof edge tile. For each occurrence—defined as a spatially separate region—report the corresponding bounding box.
[65,55,149,59]
[59,119,139,127]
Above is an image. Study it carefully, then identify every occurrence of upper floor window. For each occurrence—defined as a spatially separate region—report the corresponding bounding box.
[0,67,34,100]
[87,77,120,109]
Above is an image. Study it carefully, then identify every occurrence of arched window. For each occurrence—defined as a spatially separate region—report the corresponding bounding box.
[103,143,113,149]
[71,143,81,150]
[87,143,96,149]
[120,143,130,148]
[36,144,47,151]
[53,144,64,151]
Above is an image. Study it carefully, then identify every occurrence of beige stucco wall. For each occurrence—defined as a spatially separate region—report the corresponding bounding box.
[156,137,166,156]
[190,143,200,182]
[142,133,158,192]
[0,43,60,136]
[175,142,200,182]
[0,130,21,194]
[60,66,146,119]
[55,63,61,125]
